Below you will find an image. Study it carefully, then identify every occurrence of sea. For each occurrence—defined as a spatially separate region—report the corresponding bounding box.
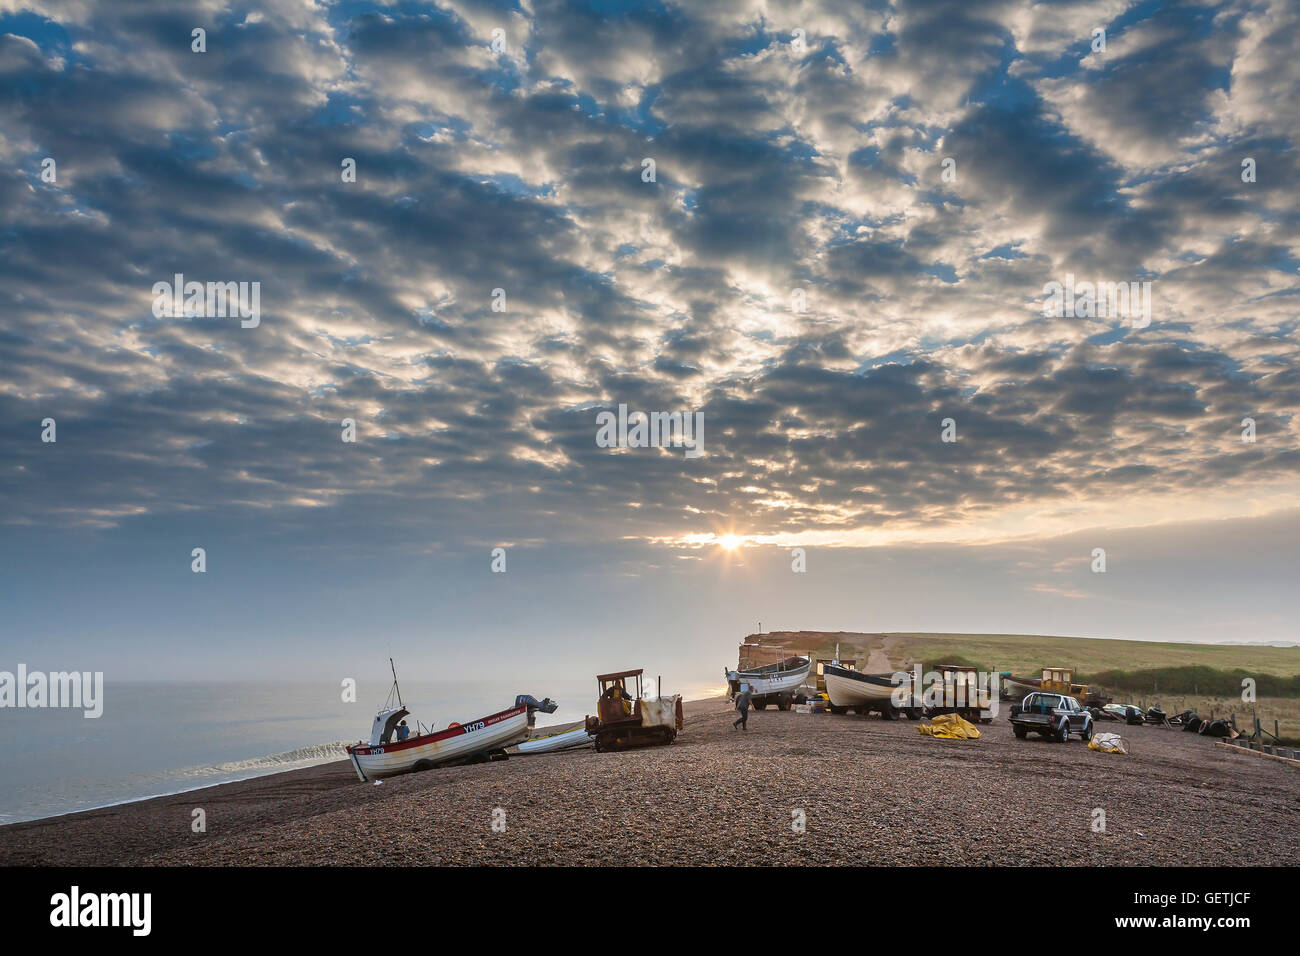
[0,678,716,825]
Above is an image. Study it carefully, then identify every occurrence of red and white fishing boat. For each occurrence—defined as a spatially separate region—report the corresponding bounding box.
[346,659,556,782]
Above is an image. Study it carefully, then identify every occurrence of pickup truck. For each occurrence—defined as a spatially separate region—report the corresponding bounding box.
[1009,692,1094,743]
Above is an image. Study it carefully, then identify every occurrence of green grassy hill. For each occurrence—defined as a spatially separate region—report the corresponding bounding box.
[888,632,1300,679]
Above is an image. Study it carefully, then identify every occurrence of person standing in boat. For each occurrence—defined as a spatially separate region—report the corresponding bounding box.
[396,719,411,741]
[733,684,752,731]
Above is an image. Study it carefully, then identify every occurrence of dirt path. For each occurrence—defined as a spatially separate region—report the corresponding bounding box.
[865,637,893,672]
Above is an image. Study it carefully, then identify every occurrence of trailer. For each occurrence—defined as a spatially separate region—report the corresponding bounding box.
[923,664,995,724]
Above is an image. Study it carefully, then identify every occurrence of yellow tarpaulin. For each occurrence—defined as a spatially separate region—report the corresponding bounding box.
[916,713,982,739]
[1088,732,1128,754]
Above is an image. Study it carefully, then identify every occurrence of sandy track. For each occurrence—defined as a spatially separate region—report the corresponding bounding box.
[2,699,1296,866]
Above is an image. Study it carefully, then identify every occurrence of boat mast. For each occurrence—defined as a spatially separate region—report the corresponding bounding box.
[390,656,404,708]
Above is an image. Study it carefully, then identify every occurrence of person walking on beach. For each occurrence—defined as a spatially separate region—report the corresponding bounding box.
[733,684,752,731]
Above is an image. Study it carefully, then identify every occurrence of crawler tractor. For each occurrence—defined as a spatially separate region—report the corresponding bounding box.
[585,669,683,752]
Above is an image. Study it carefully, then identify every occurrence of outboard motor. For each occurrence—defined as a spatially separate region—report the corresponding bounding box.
[516,694,558,727]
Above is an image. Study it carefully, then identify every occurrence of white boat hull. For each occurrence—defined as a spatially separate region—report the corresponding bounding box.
[732,659,813,696]
[1002,676,1041,697]
[824,669,900,706]
[515,726,594,754]
[348,705,530,781]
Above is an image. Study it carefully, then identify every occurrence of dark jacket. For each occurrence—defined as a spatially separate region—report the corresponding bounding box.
[736,690,752,711]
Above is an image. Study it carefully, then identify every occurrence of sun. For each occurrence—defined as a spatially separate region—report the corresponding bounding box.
[718,534,742,551]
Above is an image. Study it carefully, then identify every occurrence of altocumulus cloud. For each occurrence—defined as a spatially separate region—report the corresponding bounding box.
[0,0,1297,555]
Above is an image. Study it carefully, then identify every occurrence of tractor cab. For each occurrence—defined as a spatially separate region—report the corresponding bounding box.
[596,669,642,724]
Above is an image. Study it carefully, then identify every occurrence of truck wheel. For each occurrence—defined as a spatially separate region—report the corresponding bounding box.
[1013,725,1027,739]
[1081,723,1093,743]
[1058,724,1070,743]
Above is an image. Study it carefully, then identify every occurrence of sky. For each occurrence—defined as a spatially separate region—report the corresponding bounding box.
[1,0,1298,686]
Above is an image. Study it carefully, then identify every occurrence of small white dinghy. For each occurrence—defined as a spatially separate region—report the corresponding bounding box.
[514,725,594,755]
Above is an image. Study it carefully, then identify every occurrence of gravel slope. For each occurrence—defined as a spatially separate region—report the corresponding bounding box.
[2,699,1296,866]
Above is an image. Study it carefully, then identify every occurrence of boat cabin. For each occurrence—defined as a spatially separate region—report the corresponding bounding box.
[369,706,411,747]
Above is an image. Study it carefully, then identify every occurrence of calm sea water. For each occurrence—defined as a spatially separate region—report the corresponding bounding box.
[0,678,713,825]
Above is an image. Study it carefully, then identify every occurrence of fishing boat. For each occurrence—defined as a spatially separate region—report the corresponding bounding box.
[823,663,903,706]
[514,725,594,755]
[345,659,557,782]
[1003,669,1089,699]
[726,655,812,698]
[822,662,921,717]
[1001,673,1043,697]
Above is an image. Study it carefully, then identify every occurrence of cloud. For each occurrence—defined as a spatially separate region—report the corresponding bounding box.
[0,0,1296,560]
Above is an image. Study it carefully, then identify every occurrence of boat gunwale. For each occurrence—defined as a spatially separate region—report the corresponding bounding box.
[821,663,901,687]
[733,656,811,678]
